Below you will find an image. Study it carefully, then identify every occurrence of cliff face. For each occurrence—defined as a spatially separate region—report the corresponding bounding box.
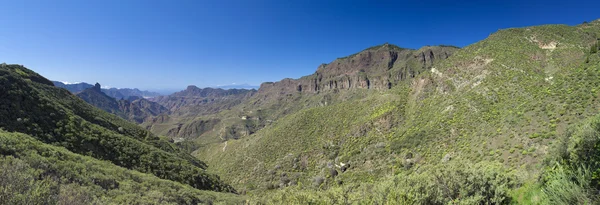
[258,44,458,96]
[146,44,458,144]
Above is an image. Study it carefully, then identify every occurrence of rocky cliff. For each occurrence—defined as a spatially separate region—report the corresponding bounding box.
[258,44,458,96]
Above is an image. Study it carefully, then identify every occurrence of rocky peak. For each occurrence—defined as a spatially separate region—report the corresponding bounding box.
[258,44,459,95]
[93,82,101,92]
[186,85,199,91]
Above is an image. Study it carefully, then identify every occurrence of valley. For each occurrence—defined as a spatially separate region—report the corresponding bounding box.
[2,9,600,204]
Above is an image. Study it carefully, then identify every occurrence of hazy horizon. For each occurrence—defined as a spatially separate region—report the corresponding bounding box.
[52,80,260,94]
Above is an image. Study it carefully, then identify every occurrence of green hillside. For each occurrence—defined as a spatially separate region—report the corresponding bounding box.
[0,64,234,193]
[3,19,600,205]
[76,83,122,115]
[0,130,243,204]
[149,44,457,155]
[191,20,600,203]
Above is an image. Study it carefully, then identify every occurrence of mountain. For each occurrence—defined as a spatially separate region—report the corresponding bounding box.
[152,86,256,115]
[5,19,600,204]
[144,86,256,140]
[173,20,600,203]
[176,44,458,192]
[76,83,168,123]
[145,44,457,150]
[52,80,162,99]
[103,87,162,99]
[0,64,236,200]
[51,81,93,93]
[258,44,457,95]
[215,83,260,90]
[76,83,121,114]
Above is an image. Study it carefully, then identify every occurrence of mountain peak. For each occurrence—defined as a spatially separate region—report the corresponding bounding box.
[93,82,101,92]
[365,43,405,51]
[186,85,200,91]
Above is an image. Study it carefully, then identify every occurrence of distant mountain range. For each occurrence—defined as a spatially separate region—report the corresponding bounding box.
[76,83,168,124]
[214,83,259,90]
[52,81,162,99]
[52,81,258,97]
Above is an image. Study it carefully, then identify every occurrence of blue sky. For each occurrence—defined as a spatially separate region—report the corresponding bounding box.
[0,0,598,91]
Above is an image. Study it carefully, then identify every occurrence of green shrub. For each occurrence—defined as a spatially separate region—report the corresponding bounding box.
[255,160,516,204]
[539,164,597,204]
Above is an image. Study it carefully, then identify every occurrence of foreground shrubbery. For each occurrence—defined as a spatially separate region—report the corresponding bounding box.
[253,113,600,205]
[254,160,517,204]
[532,114,600,204]
[0,130,243,205]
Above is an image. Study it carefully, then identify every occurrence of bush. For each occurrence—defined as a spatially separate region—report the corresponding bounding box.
[539,164,597,204]
[256,160,516,204]
[0,131,244,204]
[367,161,516,204]
[0,156,59,205]
[518,114,600,205]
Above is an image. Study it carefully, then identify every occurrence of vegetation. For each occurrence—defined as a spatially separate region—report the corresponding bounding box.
[3,20,600,204]
[0,130,243,204]
[190,20,600,203]
[0,64,234,192]
[511,112,600,204]
[253,160,517,204]
[242,112,600,204]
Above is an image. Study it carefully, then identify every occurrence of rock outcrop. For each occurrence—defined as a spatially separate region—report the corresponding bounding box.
[258,44,458,96]
[52,81,162,99]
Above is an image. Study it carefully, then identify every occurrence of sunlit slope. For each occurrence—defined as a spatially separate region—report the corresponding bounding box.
[0,64,234,192]
[201,20,600,195]
[0,130,243,204]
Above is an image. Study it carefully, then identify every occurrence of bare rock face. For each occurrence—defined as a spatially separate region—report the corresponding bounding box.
[93,82,102,92]
[258,44,458,96]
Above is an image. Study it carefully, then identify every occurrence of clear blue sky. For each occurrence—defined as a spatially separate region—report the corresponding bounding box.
[0,0,598,91]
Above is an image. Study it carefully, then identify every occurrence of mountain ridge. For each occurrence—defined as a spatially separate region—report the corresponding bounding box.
[76,83,168,123]
[4,19,600,204]
[186,20,600,203]
[257,44,458,99]
[0,64,235,193]
[144,44,459,165]
[52,81,162,99]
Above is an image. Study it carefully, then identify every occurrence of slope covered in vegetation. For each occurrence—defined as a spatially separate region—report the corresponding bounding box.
[3,19,600,204]
[0,63,234,193]
[0,130,243,204]
[192,20,600,203]
[148,45,456,155]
